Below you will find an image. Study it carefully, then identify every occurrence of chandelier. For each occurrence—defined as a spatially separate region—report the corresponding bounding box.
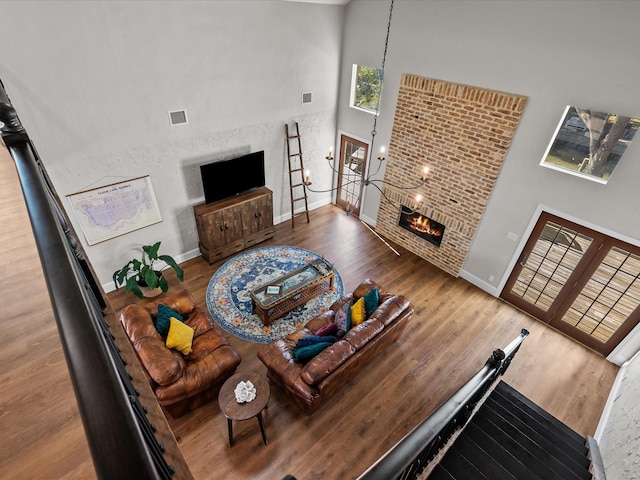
[304,0,429,216]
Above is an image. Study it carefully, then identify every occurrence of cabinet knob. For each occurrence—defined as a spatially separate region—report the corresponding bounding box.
[219,225,224,231]
[225,224,229,230]
[255,212,259,218]
[259,212,263,217]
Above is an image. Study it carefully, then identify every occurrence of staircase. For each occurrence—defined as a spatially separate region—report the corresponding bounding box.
[429,381,593,480]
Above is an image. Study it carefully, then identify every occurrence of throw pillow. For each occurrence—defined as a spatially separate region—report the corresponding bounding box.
[316,322,338,337]
[350,297,366,327]
[334,301,352,337]
[363,287,379,318]
[297,335,338,348]
[156,304,183,336]
[165,316,194,355]
[293,342,333,364]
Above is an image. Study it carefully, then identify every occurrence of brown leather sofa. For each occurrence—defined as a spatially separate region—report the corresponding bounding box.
[119,290,241,417]
[257,279,413,414]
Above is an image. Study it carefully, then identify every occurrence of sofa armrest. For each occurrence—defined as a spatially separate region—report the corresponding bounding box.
[155,345,240,405]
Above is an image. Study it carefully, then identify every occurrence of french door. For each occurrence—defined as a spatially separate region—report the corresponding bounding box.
[501,212,640,355]
[335,135,368,217]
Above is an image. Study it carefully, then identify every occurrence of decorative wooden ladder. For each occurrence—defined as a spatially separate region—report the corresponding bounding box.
[285,122,310,228]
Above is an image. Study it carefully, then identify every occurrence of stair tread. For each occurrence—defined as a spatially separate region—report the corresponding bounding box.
[463,421,549,480]
[495,382,588,452]
[429,465,456,480]
[472,403,592,480]
[450,429,520,480]
[484,396,591,470]
[438,442,490,479]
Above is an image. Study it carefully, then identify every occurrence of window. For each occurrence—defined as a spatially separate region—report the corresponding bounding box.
[349,64,383,114]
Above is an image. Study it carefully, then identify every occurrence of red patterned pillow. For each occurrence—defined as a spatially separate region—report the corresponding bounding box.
[316,322,338,336]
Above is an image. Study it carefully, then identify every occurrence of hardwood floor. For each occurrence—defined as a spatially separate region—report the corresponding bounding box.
[2,139,619,479]
[0,145,96,479]
[110,206,618,480]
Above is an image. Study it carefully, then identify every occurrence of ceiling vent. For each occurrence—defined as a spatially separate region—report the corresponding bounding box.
[168,109,188,126]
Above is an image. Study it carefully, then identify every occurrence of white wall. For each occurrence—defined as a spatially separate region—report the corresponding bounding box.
[596,350,640,477]
[337,0,640,363]
[0,0,343,286]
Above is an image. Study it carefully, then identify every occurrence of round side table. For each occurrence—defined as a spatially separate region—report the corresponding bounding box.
[218,372,270,447]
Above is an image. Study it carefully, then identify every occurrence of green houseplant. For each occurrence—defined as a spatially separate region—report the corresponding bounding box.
[112,241,184,298]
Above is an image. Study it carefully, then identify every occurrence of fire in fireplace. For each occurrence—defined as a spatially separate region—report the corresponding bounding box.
[399,207,445,247]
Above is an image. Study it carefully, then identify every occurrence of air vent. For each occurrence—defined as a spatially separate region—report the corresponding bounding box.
[302,92,313,104]
[168,109,188,126]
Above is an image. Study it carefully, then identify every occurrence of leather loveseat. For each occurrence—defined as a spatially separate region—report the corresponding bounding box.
[257,279,413,414]
[119,290,241,417]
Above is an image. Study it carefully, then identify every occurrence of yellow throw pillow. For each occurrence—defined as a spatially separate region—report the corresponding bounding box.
[350,297,366,327]
[165,317,194,355]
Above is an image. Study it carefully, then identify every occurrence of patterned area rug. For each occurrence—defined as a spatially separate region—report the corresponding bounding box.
[206,245,344,343]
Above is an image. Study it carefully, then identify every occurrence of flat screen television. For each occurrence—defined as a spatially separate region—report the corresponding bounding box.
[200,151,265,204]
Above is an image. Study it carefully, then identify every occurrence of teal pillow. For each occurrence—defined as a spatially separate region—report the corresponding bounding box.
[297,336,338,348]
[363,287,379,318]
[156,304,183,336]
[293,342,333,363]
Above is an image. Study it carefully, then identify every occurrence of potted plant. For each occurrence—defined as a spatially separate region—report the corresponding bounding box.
[112,241,184,298]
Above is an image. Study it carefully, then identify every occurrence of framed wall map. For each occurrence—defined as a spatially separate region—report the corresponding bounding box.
[67,176,162,245]
[540,105,640,184]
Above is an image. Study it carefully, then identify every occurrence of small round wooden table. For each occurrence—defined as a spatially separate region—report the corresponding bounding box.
[218,372,270,447]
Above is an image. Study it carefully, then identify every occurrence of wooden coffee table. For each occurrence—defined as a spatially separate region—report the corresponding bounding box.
[218,372,270,447]
[250,258,335,326]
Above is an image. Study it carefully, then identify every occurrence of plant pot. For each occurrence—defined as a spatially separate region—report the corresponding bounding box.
[138,285,163,298]
[137,271,164,298]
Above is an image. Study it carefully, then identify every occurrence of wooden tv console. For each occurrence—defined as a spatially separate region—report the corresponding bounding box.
[194,186,275,263]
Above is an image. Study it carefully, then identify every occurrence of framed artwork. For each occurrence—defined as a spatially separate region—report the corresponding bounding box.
[540,105,640,184]
[67,176,162,245]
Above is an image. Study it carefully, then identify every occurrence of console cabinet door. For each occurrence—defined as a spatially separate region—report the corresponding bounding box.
[256,194,273,231]
[223,206,244,243]
[199,209,227,247]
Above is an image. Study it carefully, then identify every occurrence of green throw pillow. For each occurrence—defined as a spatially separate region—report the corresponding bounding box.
[363,287,379,318]
[156,304,183,336]
[293,342,333,364]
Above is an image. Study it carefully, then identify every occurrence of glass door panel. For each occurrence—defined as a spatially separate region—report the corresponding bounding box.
[336,135,368,217]
[502,211,640,355]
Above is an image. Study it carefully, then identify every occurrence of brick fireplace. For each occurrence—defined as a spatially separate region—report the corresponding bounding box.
[375,75,527,276]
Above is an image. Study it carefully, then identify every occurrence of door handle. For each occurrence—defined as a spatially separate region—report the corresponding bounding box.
[520,252,529,267]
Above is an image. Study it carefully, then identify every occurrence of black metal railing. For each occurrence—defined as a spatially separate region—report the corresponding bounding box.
[1,79,174,479]
[357,328,530,480]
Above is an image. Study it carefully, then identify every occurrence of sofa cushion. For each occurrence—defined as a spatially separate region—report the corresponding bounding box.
[156,304,183,336]
[344,319,384,350]
[351,297,366,327]
[369,295,412,327]
[294,342,333,364]
[166,317,195,355]
[363,287,379,318]
[300,339,357,385]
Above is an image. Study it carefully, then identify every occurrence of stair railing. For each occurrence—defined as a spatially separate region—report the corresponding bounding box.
[1,79,178,479]
[357,328,530,480]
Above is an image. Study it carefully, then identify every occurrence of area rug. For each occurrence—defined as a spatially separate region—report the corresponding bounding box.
[206,245,344,343]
